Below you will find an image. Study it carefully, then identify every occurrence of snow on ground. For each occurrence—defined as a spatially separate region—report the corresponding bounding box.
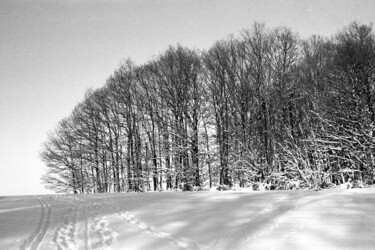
[1,189,375,250]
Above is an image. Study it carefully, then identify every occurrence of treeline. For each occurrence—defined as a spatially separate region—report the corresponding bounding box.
[40,22,375,194]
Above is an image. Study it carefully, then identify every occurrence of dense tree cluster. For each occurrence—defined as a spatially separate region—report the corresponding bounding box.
[40,22,375,193]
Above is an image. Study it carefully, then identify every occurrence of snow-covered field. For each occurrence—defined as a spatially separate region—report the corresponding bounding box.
[1,189,375,250]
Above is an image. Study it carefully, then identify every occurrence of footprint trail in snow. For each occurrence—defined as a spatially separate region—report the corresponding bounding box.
[53,196,79,250]
[89,200,118,249]
[102,198,199,249]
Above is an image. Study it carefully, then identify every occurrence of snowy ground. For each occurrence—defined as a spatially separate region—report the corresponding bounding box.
[1,189,375,250]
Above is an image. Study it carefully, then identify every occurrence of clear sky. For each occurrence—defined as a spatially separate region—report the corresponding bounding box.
[0,0,374,196]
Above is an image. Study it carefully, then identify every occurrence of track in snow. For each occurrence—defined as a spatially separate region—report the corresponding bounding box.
[89,199,118,249]
[21,196,52,250]
[103,198,200,250]
[53,196,79,250]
